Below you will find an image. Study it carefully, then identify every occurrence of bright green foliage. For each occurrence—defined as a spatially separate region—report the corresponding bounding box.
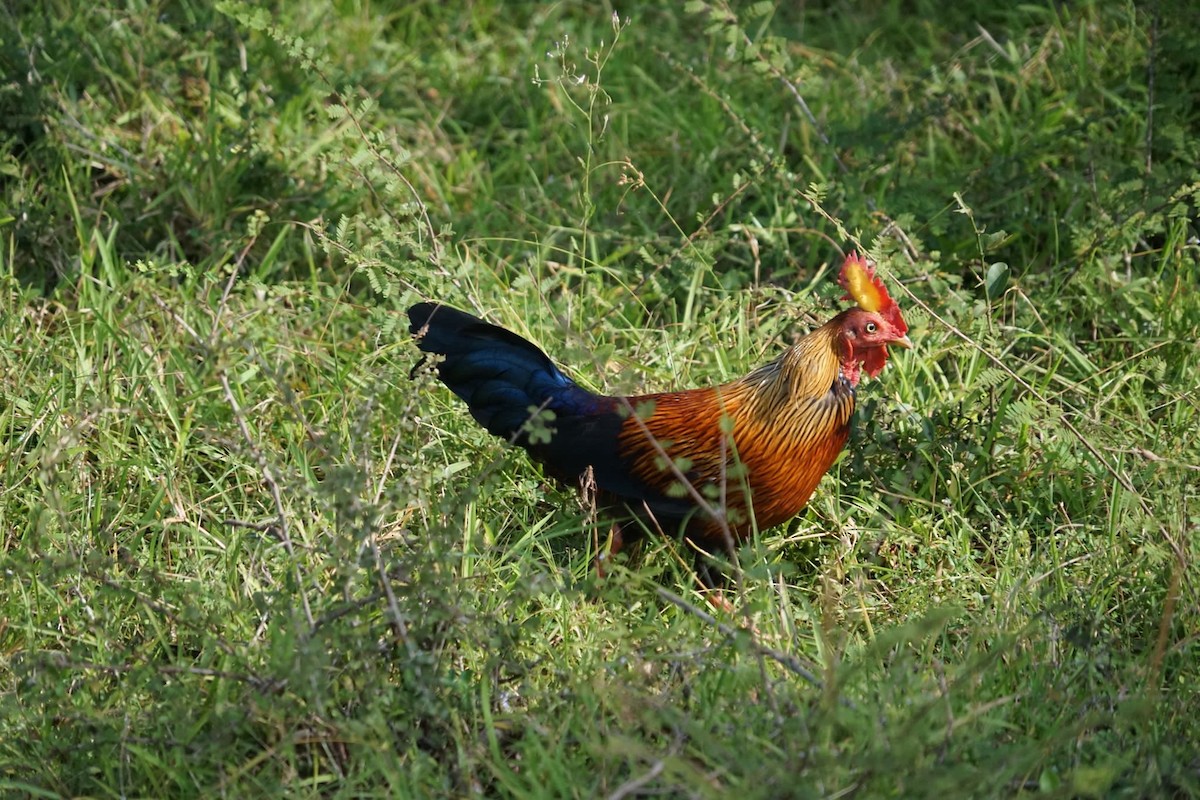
[1,0,1198,797]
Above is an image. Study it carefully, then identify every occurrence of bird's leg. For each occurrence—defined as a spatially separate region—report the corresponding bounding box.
[690,541,731,590]
[705,590,738,617]
[689,544,744,618]
[695,562,755,631]
[595,521,624,579]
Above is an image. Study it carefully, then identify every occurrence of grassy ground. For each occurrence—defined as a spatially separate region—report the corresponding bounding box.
[2,0,1198,796]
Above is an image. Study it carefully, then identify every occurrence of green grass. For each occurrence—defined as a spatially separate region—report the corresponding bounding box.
[2,0,1199,796]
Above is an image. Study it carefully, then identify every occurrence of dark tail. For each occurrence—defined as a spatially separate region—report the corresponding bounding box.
[408,303,701,526]
[407,303,605,445]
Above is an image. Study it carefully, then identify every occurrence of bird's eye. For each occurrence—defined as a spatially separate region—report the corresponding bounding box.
[865,322,877,333]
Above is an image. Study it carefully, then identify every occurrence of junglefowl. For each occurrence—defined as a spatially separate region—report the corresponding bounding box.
[408,252,910,575]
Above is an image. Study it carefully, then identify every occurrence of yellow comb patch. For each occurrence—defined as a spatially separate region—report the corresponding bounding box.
[843,257,883,312]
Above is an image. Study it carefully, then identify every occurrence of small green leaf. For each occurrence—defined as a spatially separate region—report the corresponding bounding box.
[1039,768,1061,792]
[985,261,1010,301]
[981,229,1009,250]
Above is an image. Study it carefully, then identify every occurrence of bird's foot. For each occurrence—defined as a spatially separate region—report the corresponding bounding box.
[594,522,625,579]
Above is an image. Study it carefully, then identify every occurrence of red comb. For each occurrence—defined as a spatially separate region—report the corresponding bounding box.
[837,251,908,335]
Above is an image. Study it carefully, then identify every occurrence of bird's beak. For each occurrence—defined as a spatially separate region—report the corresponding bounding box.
[893,335,913,350]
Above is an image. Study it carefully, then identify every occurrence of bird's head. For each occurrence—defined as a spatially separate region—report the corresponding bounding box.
[835,307,912,385]
[834,252,911,385]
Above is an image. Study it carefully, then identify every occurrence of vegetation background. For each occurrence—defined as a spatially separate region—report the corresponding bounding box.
[2,0,1198,796]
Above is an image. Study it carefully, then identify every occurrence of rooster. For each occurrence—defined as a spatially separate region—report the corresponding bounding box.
[408,253,910,576]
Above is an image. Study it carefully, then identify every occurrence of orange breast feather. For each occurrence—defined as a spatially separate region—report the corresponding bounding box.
[615,375,854,542]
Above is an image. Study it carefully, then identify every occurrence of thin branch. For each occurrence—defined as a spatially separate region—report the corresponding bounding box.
[223,517,278,532]
[606,759,666,800]
[891,264,1190,577]
[896,287,1145,511]
[367,407,413,649]
[219,372,316,628]
[53,659,285,693]
[654,586,830,694]
[1144,3,1158,176]
[323,82,442,262]
[208,233,257,351]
